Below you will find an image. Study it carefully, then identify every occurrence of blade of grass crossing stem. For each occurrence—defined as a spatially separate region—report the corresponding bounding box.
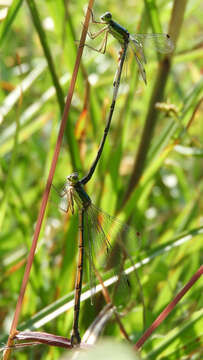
[1,227,201,341]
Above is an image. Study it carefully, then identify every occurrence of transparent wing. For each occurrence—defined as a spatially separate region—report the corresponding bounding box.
[84,204,141,303]
[129,35,147,64]
[132,33,174,54]
[58,195,69,212]
[129,41,147,84]
[49,184,69,213]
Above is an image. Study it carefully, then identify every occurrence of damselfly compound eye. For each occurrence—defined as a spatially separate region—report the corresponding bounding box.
[100,12,112,22]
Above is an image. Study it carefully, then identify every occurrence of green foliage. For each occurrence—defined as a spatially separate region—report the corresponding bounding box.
[0,0,202,359]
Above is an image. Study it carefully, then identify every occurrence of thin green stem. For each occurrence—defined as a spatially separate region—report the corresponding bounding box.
[26,0,82,173]
[26,0,65,113]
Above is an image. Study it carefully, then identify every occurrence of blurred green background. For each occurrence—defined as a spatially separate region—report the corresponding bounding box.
[0,0,202,359]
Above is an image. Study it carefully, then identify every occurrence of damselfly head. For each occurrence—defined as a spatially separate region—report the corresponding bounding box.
[100,12,112,23]
[67,172,79,185]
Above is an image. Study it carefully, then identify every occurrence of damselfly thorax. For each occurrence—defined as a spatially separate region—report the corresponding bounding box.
[65,173,91,214]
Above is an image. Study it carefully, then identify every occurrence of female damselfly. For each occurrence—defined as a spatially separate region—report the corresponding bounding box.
[58,173,140,345]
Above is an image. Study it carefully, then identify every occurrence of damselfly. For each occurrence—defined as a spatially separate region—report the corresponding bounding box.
[86,11,174,84]
[57,173,139,345]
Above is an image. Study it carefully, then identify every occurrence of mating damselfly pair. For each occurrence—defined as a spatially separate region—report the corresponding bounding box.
[53,173,140,345]
[85,11,174,84]
[52,11,173,346]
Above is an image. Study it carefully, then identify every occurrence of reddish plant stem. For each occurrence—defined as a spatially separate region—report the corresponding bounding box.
[135,265,203,350]
[13,331,72,349]
[3,2,95,359]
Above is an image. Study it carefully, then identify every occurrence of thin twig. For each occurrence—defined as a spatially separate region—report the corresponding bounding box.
[134,265,203,350]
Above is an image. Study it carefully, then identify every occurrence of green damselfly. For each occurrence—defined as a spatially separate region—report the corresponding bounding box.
[58,173,139,345]
[86,11,174,84]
